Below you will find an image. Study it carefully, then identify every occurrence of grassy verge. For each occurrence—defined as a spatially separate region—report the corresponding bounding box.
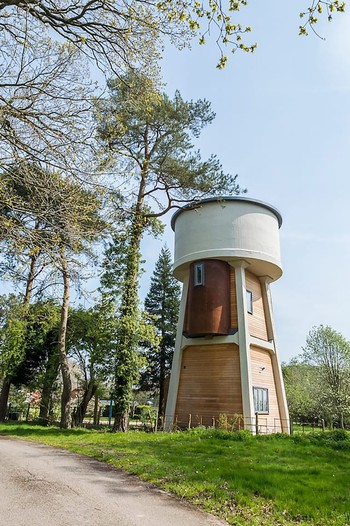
[1,423,350,526]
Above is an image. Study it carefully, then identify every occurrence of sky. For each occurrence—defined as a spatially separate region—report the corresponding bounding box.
[140,0,350,363]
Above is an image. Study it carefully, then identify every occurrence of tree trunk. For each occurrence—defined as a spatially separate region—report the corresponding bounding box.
[0,377,11,421]
[73,380,97,427]
[58,254,72,429]
[113,411,129,432]
[112,215,144,433]
[93,395,99,425]
[158,343,166,429]
[23,245,39,310]
[39,351,60,423]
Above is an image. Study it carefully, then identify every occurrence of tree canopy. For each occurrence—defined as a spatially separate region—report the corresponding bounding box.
[284,325,350,427]
[141,246,181,425]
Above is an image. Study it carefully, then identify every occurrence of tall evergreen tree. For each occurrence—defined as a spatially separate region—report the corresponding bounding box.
[142,247,181,426]
[99,229,158,432]
[96,72,244,431]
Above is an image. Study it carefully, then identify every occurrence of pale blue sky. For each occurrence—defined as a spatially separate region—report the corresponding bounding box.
[141,0,350,362]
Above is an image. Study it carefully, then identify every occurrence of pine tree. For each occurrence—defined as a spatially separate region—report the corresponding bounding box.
[142,247,181,426]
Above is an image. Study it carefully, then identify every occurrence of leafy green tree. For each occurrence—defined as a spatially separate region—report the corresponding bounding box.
[141,246,181,426]
[67,306,112,427]
[10,301,60,389]
[99,230,158,431]
[38,327,60,423]
[1,164,107,427]
[96,72,243,430]
[0,294,27,419]
[48,178,106,429]
[283,360,320,422]
[300,325,350,427]
[0,297,60,420]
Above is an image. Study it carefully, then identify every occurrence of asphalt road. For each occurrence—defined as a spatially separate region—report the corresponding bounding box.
[0,437,228,526]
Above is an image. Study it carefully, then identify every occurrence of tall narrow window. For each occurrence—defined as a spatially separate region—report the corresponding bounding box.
[253,387,269,414]
[194,262,204,286]
[246,289,253,314]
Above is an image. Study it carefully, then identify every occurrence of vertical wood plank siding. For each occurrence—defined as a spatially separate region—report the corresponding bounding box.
[230,268,238,329]
[250,346,281,432]
[175,344,242,428]
[245,271,268,340]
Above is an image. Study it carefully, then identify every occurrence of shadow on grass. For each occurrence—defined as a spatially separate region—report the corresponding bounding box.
[0,421,91,437]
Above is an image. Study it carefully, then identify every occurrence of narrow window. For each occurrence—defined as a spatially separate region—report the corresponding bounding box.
[253,387,269,414]
[194,262,204,286]
[246,289,253,314]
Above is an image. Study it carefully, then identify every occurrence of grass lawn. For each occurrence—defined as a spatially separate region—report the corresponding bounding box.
[1,423,349,526]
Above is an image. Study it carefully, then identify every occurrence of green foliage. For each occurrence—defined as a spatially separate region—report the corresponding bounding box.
[135,404,158,428]
[11,300,61,388]
[187,426,252,441]
[283,360,320,421]
[301,325,350,424]
[140,246,181,418]
[0,163,106,272]
[95,70,245,219]
[284,326,350,426]
[99,230,159,431]
[299,1,346,37]
[217,412,245,432]
[157,0,257,67]
[96,72,243,431]
[0,294,27,378]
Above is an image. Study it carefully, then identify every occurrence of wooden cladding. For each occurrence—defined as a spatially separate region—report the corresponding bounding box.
[251,346,281,431]
[245,271,268,340]
[184,260,231,337]
[230,268,238,330]
[175,344,242,428]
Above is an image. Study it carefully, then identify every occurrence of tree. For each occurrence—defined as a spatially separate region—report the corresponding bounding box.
[0,0,257,76]
[10,300,60,390]
[0,20,96,177]
[299,1,345,38]
[1,0,343,72]
[38,327,60,423]
[300,325,350,427]
[141,246,181,426]
[1,163,107,427]
[96,72,243,431]
[283,360,320,422]
[99,229,158,432]
[0,294,27,419]
[47,178,106,429]
[8,301,60,423]
[67,306,111,427]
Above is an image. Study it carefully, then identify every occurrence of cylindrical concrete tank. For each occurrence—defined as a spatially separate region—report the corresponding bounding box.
[165,196,290,434]
[171,197,283,282]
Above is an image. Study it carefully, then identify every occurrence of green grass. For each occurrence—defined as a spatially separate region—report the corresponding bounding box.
[1,424,350,526]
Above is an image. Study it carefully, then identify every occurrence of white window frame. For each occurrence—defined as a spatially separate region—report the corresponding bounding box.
[246,289,253,314]
[253,387,269,414]
[194,262,204,286]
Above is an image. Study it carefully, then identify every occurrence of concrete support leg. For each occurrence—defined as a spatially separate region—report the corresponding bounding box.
[164,275,189,431]
[233,262,255,431]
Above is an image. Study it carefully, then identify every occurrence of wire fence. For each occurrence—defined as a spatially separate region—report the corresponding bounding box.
[158,413,291,435]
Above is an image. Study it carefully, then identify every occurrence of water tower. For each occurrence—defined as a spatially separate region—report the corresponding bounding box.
[164,197,289,433]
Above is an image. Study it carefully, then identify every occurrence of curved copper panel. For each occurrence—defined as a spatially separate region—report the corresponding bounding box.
[184,260,231,337]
